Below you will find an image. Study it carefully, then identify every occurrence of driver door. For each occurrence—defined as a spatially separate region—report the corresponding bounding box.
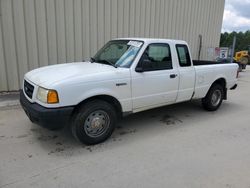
[131,43,179,110]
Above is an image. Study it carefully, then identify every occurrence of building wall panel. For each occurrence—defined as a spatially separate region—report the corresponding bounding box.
[1,0,19,90]
[55,0,66,64]
[0,2,8,91]
[35,0,49,67]
[0,0,225,91]
[13,0,29,87]
[74,0,83,62]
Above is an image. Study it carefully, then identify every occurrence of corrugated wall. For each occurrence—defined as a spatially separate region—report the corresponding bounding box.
[0,0,225,91]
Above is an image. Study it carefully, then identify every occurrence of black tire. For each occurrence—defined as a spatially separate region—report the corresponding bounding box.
[202,84,224,111]
[71,100,117,145]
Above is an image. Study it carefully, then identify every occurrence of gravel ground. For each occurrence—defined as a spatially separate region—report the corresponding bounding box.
[0,67,250,188]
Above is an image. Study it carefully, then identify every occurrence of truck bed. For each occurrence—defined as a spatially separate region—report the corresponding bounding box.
[193,60,230,66]
[192,61,238,100]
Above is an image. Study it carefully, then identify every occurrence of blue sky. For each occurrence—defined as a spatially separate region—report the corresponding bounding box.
[222,0,250,32]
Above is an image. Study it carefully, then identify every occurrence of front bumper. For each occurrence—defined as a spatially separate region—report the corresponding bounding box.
[20,90,74,130]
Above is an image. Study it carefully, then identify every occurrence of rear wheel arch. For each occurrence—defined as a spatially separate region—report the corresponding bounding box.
[213,78,226,88]
[210,78,227,99]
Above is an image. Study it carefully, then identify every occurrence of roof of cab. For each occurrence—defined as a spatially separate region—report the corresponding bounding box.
[114,37,187,45]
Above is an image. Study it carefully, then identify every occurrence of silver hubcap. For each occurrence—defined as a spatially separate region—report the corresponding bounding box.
[84,110,110,138]
[211,89,222,106]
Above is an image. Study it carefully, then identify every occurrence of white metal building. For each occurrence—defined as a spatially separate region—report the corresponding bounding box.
[0,0,225,92]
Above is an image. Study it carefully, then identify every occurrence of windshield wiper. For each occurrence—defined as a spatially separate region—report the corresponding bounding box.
[90,57,95,63]
[96,59,117,68]
[90,57,117,68]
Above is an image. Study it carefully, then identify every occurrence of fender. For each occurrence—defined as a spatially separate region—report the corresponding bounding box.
[75,88,132,113]
[204,76,227,98]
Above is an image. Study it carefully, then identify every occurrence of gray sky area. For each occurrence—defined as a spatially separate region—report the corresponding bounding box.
[222,0,250,32]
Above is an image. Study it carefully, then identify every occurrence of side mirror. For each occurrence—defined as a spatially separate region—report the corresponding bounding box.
[135,67,144,72]
[135,59,151,72]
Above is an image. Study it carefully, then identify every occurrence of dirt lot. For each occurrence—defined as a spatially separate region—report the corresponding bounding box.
[0,67,250,188]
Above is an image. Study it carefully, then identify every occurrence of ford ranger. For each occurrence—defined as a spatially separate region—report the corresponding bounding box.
[20,38,238,145]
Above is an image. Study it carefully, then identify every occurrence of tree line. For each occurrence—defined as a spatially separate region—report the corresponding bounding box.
[220,30,250,52]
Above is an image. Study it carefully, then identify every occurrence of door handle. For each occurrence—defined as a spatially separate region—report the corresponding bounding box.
[170,74,177,78]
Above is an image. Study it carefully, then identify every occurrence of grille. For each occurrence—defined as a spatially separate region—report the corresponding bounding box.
[24,80,34,99]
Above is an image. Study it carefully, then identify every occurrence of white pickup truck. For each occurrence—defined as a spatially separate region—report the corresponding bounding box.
[20,38,238,145]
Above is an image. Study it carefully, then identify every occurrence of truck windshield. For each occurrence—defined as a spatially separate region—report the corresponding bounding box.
[93,40,143,68]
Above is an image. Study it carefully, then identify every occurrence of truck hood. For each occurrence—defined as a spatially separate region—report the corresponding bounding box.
[25,62,118,87]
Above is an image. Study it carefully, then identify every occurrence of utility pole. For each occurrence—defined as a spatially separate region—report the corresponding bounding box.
[230,35,236,63]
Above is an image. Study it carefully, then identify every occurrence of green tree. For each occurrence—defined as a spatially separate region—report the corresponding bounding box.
[220,30,250,53]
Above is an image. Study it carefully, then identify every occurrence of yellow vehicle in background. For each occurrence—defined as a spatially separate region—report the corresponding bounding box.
[234,45,250,71]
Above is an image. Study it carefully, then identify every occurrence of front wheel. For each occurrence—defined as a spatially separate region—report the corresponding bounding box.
[71,100,117,145]
[202,84,224,111]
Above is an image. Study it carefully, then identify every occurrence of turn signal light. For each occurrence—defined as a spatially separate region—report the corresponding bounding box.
[47,90,59,104]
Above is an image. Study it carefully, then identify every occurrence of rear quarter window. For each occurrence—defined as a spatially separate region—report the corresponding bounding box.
[176,44,191,67]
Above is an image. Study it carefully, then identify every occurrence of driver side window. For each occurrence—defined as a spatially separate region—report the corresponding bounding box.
[137,43,172,71]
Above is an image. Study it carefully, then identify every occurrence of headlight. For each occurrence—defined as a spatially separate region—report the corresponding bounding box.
[37,87,59,104]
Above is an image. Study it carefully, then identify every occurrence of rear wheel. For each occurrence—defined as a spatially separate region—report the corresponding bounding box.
[71,100,117,145]
[202,84,224,111]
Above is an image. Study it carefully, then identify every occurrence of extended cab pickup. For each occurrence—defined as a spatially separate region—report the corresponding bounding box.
[20,38,238,145]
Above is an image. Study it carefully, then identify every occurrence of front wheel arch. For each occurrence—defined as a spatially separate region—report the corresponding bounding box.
[72,95,123,120]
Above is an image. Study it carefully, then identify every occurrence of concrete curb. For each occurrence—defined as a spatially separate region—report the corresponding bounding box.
[0,100,20,108]
[0,92,20,108]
